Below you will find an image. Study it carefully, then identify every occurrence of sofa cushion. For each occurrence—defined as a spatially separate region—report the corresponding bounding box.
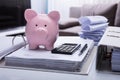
[59,26,81,36]
[93,3,117,26]
[81,3,117,26]
[114,2,120,27]
[59,18,80,29]
[81,4,94,16]
[70,7,82,18]
[59,26,81,33]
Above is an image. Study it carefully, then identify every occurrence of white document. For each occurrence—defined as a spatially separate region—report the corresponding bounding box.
[5,37,94,71]
[99,27,120,48]
[6,37,94,62]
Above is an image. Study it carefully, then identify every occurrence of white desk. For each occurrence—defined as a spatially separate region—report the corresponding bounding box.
[0,37,119,80]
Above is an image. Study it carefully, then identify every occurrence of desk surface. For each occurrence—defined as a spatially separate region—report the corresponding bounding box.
[0,37,119,80]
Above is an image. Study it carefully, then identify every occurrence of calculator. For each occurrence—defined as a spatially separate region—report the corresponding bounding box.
[51,43,81,55]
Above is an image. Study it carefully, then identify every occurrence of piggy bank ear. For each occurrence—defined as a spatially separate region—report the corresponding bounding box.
[48,11,60,22]
[24,9,37,22]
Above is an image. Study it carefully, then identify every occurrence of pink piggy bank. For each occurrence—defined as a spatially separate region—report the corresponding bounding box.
[24,9,60,50]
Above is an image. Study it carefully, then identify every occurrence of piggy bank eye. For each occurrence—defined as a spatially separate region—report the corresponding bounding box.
[35,24,38,26]
[44,25,47,27]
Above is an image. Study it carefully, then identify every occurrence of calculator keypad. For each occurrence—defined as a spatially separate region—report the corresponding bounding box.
[51,43,81,55]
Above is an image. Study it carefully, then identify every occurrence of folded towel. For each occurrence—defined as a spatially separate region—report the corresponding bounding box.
[82,30,105,35]
[81,23,108,31]
[80,31,104,37]
[80,33,102,46]
[80,33,102,42]
[81,29,105,33]
[79,16,108,25]
[81,33,103,37]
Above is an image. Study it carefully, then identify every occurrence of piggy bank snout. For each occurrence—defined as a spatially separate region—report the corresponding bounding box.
[37,27,48,39]
[38,27,48,33]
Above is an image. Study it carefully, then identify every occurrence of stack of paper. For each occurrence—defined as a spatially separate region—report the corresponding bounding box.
[5,37,94,72]
[111,48,120,71]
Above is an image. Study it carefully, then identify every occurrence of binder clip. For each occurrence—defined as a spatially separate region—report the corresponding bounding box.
[96,45,112,71]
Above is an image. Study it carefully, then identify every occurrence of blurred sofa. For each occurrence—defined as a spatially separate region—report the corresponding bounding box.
[59,2,120,36]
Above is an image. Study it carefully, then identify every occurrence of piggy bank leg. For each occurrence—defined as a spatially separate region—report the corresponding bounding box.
[46,43,54,50]
[29,43,38,50]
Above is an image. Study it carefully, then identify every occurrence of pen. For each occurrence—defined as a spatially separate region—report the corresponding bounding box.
[78,43,88,56]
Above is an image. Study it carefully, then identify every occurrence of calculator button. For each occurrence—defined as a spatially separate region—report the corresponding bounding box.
[51,43,81,55]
